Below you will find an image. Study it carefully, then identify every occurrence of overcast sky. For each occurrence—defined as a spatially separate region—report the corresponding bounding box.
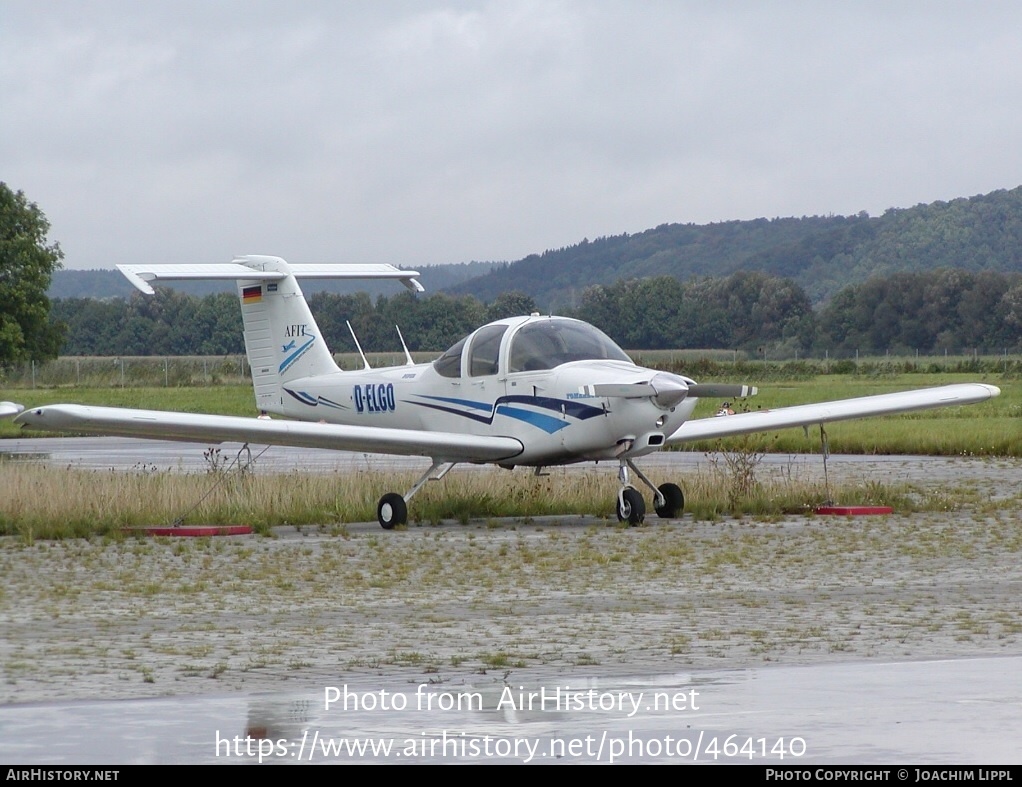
[4,1,1022,271]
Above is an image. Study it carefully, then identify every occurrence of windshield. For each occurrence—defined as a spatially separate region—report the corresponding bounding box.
[433,336,467,378]
[508,319,631,373]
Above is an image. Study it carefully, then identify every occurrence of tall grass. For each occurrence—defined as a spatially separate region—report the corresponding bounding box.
[0,461,993,540]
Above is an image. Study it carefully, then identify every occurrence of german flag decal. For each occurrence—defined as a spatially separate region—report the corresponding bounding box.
[242,285,262,304]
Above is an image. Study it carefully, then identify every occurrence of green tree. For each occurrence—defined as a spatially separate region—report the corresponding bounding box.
[0,184,64,364]
[486,291,537,322]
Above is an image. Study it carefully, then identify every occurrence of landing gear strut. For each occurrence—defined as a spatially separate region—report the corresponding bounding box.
[615,462,646,525]
[376,460,455,529]
[618,459,685,522]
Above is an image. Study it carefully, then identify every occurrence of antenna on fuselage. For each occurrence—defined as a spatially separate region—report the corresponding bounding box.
[395,325,415,367]
[346,320,371,370]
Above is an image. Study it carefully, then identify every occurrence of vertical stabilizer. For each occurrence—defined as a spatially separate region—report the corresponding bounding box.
[116,254,422,415]
[234,255,340,414]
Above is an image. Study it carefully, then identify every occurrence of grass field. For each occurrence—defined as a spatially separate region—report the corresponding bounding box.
[0,370,1017,538]
[687,373,1020,456]
[2,372,1016,453]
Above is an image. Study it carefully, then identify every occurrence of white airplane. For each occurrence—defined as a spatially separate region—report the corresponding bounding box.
[13,255,1000,528]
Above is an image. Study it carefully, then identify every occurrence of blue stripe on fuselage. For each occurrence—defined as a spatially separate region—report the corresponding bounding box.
[284,388,349,410]
[410,394,603,434]
[494,404,570,433]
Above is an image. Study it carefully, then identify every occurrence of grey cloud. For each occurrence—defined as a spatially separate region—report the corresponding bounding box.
[3,1,1022,269]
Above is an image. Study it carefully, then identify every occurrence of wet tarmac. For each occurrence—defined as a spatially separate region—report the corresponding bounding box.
[2,435,1019,489]
[2,437,1020,764]
[1,656,1019,764]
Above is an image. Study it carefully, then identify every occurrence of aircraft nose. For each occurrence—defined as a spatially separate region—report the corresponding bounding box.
[650,373,689,409]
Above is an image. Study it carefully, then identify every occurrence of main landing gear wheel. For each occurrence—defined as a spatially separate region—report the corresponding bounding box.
[617,488,645,526]
[377,493,407,530]
[655,482,685,519]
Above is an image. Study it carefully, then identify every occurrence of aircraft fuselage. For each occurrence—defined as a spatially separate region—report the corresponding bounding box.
[279,360,699,466]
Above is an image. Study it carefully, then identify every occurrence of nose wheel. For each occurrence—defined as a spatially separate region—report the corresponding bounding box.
[616,488,645,525]
[654,482,684,518]
[617,460,685,523]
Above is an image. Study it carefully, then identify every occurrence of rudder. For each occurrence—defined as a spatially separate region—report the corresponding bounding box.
[234,256,340,415]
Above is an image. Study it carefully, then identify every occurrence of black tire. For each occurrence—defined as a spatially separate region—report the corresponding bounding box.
[655,482,685,518]
[377,493,407,530]
[616,488,645,526]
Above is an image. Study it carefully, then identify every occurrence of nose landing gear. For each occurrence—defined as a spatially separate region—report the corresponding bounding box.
[616,460,685,525]
[653,482,684,518]
[616,487,645,525]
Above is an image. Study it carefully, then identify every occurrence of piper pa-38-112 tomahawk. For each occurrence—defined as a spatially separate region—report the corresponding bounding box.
[13,255,1001,528]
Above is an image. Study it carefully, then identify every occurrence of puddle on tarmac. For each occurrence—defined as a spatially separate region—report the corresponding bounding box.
[1,657,1018,764]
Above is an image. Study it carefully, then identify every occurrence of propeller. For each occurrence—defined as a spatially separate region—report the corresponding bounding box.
[589,383,657,399]
[685,384,757,399]
[588,378,757,409]
[590,374,693,409]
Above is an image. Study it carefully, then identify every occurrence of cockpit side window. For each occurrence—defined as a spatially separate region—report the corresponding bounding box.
[508,323,558,372]
[508,319,631,373]
[468,324,507,377]
[433,336,467,378]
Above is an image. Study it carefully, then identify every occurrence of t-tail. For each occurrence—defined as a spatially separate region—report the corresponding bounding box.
[234,256,340,414]
[116,255,424,414]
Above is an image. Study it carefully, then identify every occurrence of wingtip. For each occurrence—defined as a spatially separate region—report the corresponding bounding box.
[0,401,25,419]
[115,265,157,295]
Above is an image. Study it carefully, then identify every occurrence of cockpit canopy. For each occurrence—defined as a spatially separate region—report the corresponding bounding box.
[433,317,632,378]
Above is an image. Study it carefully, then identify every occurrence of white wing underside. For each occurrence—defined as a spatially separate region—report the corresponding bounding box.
[667,383,1000,444]
[15,404,523,463]
[15,384,998,462]
[0,401,24,418]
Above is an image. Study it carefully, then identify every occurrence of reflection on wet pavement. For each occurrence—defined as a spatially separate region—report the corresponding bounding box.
[1,657,1019,764]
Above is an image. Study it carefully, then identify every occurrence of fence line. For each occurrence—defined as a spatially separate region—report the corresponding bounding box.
[4,347,1021,389]
[2,352,443,388]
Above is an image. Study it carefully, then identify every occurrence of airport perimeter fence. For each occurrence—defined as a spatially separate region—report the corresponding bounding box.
[2,352,440,388]
[2,348,1021,389]
[628,348,1022,379]
[4,349,1022,390]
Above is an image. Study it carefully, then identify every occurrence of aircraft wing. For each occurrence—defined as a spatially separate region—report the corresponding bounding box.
[666,383,1000,444]
[0,401,24,418]
[13,404,523,463]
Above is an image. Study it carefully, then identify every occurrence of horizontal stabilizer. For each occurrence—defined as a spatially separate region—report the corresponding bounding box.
[117,256,423,295]
[685,384,758,399]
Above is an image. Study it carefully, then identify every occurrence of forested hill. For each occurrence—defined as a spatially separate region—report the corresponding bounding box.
[49,186,1022,308]
[445,186,1022,308]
